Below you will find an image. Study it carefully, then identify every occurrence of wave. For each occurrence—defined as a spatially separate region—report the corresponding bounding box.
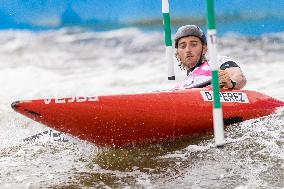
[0,28,284,188]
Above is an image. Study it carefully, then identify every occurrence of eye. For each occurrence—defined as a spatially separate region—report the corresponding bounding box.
[179,44,186,49]
[191,43,198,47]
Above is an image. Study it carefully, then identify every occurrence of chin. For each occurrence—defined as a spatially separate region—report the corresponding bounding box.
[186,63,195,69]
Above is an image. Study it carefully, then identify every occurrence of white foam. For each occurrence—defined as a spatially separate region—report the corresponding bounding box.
[1,28,284,188]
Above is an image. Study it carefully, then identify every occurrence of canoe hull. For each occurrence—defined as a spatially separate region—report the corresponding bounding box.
[12,89,284,147]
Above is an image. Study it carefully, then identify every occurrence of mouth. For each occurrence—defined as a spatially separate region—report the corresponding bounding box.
[185,56,195,63]
[186,55,194,59]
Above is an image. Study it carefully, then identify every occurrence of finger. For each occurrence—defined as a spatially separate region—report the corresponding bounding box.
[219,80,225,85]
[218,71,225,75]
[219,76,227,82]
[218,73,227,78]
[219,72,225,78]
[219,73,228,78]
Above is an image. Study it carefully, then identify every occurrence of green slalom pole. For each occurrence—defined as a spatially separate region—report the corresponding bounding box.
[162,0,175,80]
[206,0,225,147]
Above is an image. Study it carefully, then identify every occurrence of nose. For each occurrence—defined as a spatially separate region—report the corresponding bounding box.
[184,45,192,53]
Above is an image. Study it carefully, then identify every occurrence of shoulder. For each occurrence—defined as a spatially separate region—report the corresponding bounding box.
[217,55,240,70]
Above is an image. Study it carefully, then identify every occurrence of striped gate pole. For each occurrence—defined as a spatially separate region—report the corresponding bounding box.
[162,0,175,80]
[206,0,225,147]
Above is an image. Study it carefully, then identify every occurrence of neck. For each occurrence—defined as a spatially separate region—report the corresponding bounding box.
[187,59,204,72]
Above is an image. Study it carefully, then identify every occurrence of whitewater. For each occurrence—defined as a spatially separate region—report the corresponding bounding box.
[0,28,284,188]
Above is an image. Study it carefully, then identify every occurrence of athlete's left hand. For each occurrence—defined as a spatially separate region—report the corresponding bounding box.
[218,70,233,89]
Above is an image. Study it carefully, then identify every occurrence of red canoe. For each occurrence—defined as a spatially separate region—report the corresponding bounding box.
[11,88,284,147]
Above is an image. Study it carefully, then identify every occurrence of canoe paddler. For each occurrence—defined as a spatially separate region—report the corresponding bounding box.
[173,25,247,90]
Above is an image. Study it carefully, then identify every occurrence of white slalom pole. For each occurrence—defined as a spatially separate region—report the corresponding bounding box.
[206,0,225,147]
[162,0,175,80]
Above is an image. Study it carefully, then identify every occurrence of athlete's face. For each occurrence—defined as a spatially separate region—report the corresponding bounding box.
[176,36,207,69]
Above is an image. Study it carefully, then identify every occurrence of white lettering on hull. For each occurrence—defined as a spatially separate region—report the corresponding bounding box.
[43,96,99,105]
